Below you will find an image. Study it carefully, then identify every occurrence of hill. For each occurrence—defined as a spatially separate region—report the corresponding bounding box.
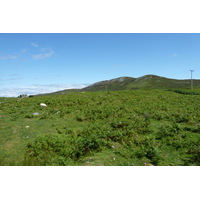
[30,88,82,96]
[83,74,200,91]
[83,76,136,91]
[31,74,200,96]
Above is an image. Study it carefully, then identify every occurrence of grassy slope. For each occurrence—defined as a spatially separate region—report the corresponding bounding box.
[83,77,136,92]
[0,90,200,166]
[83,75,200,91]
[32,75,200,96]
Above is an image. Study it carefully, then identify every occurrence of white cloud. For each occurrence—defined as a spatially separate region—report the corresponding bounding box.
[0,48,28,60]
[21,49,28,53]
[30,43,39,47]
[32,48,55,59]
[0,84,88,97]
[0,41,55,62]
[30,43,55,59]
[0,54,18,60]
[0,43,55,61]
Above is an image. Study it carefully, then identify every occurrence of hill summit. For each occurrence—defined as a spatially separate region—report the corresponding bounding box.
[83,74,200,91]
[32,74,200,96]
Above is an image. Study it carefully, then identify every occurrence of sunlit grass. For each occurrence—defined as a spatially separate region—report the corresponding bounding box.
[0,90,200,166]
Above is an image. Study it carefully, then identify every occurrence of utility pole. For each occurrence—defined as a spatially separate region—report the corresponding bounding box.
[190,70,194,91]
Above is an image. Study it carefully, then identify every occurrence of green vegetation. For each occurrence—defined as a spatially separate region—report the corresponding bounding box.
[0,90,200,166]
[169,88,200,95]
[35,75,200,96]
[83,75,200,92]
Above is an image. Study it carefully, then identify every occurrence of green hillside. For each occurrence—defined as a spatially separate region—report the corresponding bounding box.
[30,88,82,97]
[1,90,200,166]
[32,75,200,96]
[83,76,136,91]
[83,74,200,91]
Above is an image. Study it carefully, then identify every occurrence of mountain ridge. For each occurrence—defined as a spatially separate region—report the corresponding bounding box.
[31,74,200,96]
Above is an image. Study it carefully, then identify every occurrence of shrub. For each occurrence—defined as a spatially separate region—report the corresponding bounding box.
[156,122,182,139]
[24,133,71,165]
[184,140,200,165]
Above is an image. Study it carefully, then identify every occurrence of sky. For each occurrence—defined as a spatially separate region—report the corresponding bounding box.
[1,33,200,97]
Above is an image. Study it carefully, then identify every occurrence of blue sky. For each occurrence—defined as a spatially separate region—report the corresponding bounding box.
[1,33,200,97]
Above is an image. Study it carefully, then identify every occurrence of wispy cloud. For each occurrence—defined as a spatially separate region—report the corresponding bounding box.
[0,54,18,60]
[32,48,55,59]
[30,43,55,59]
[30,42,39,47]
[0,49,27,60]
[0,74,23,82]
[0,43,54,61]
[21,49,28,53]
[0,84,88,97]
[172,53,177,57]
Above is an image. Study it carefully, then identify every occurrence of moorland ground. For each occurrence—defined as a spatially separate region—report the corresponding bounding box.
[0,89,200,166]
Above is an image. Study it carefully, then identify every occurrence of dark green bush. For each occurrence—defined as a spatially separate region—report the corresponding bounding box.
[184,140,200,165]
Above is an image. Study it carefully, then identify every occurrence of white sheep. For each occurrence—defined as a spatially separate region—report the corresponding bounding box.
[40,103,47,107]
